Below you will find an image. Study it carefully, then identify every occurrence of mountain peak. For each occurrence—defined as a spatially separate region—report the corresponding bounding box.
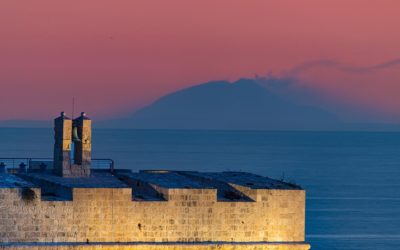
[120,78,338,130]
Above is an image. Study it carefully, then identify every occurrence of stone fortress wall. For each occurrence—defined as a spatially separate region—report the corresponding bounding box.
[0,183,308,249]
[0,112,309,250]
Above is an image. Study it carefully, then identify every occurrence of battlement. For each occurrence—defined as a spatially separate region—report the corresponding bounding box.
[0,170,307,246]
[9,169,302,201]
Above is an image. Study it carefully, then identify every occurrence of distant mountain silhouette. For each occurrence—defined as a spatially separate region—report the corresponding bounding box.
[110,79,340,130]
[2,79,400,130]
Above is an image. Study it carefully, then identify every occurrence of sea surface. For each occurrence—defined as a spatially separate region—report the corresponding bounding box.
[1,128,400,250]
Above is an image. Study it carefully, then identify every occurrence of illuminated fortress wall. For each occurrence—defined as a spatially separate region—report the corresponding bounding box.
[0,187,305,242]
[0,185,308,249]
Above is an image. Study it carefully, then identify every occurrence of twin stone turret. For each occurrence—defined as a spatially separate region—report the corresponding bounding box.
[53,112,92,177]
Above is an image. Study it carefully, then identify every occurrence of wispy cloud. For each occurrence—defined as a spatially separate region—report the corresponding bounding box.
[287,58,400,76]
[253,58,400,124]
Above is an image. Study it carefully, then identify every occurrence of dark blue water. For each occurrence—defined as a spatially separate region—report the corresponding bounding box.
[1,128,400,250]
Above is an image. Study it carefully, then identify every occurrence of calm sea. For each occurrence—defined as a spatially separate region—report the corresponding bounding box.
[1,128,400,250]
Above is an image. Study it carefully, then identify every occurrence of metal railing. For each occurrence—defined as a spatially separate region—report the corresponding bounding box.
[0,157,114,174]
[92,158,115,173]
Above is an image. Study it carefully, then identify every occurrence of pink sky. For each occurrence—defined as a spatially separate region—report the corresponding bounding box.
[1,0,400,121]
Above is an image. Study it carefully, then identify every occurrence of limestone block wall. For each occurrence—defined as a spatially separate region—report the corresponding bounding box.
[0,187,305,244]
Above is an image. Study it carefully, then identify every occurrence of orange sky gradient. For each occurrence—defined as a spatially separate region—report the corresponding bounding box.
[1,0,400,121]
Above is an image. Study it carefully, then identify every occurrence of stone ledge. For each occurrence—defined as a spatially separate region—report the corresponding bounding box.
[0,242,311,250]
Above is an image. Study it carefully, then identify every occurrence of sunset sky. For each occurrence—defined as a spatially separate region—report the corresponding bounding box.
[1,0,400,122]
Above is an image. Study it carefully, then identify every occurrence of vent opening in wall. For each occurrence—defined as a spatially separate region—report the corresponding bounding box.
[21,188,36,203]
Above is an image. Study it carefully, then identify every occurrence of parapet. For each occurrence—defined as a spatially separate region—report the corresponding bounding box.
[11,169,302,202]
[116,170,302,202]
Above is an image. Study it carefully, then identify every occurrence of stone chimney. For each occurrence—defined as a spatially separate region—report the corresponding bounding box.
[53,112,91,177]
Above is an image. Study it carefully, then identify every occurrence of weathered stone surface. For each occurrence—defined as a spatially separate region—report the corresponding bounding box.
[0,182,306,245]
